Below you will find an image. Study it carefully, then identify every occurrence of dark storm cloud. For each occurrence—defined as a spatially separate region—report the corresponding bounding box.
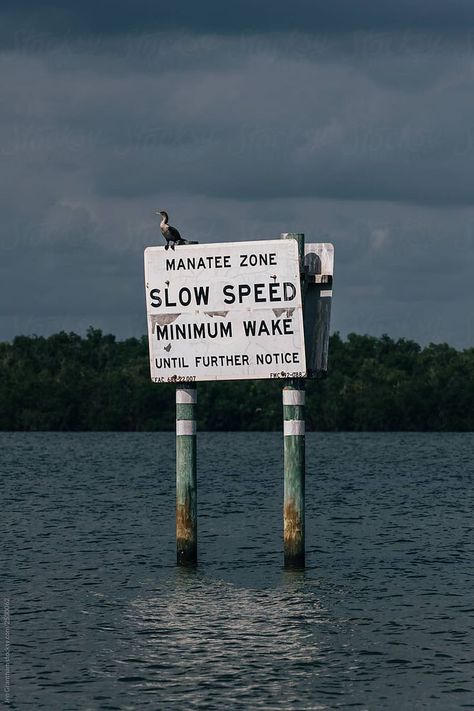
[3,0,474,38]
[1,5,473,346]
[0,201,148,340]
[9,40,469,209]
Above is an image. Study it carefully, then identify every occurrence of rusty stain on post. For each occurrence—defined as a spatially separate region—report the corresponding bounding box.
[176,500,196,562]
[176,384,197,565]
[176,500,194,538]
[284,500,304,558]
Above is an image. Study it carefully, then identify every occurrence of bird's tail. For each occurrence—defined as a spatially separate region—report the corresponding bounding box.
[176,238,199,245]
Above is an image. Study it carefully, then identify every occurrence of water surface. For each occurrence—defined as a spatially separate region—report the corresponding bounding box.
[2,433,474,709]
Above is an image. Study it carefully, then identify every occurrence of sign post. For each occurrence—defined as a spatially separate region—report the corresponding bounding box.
[281,233,306,568]
[176,384,197,565]
[145,239,307,566]
[144,236,333,567]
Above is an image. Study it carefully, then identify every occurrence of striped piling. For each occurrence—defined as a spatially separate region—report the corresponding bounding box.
[176,384,197,565]
[281,232,306,568]
[283,383,305,567]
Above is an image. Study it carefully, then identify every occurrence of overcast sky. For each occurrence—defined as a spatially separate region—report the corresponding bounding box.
[1,1,473,346]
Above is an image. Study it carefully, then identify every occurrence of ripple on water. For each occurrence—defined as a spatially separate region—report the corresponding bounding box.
[2,432,474,710]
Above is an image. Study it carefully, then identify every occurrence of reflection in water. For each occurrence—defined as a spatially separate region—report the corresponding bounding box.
[125,573,342,708]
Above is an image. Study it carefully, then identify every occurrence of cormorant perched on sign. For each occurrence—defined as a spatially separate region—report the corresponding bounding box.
[155,210,184,250]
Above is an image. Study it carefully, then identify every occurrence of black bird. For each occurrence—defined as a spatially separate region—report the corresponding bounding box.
[155,210,183,250]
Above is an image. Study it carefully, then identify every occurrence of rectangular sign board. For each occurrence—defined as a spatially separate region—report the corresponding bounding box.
[144,240,307,383]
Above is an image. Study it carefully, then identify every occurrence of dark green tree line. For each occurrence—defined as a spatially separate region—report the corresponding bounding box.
[0,328,472,431]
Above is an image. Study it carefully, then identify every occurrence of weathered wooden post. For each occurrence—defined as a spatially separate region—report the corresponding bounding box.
[176,384,197,565]
[281,232,306,568]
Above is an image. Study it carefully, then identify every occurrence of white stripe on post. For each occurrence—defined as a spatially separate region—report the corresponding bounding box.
[176,420,197,436]
[283,390,306,406]
[176,389,198,404]
[284,420,305,436]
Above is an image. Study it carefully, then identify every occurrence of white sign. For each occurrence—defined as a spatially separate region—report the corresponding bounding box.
[144,240,307,383]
